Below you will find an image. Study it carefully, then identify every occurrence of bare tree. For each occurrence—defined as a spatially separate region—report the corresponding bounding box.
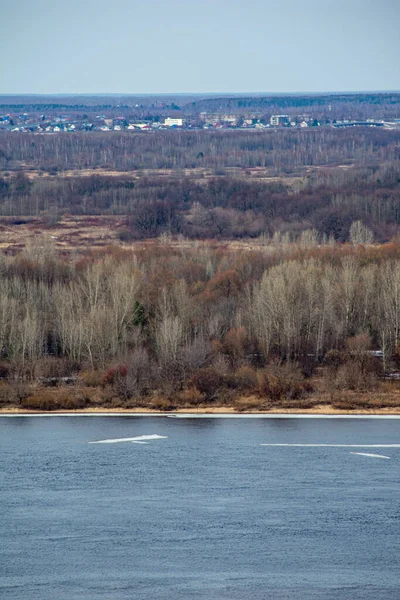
[349,220,374,245]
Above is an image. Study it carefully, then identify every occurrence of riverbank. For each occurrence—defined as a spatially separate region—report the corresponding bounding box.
[2,380,400,416]
[2,404,400,416]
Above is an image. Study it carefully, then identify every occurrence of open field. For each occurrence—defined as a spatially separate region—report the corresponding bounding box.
[0,215,123,252]
[4,163,354,183]
[7,165,306,183]
[0,215,280,252]
[1,214,391,255]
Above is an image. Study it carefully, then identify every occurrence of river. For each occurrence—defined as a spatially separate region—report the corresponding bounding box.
[1,415,400,599]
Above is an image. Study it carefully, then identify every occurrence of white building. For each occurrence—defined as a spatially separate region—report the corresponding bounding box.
[270,115,289,126]
[164,117,183,127]
[221,115,237,125]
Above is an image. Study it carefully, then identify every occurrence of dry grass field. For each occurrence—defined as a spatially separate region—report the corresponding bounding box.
[0,215,122,252]
[0,215,284,253]
[6,165,306,183]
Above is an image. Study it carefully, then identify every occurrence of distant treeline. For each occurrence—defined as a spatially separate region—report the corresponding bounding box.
[1,92,400,120]
[1,128,400,171]
[0,93,205,110]
[187,93,400,120]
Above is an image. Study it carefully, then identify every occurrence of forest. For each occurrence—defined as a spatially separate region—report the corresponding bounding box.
[1,128,400,243]
[0,121,400,412]
[0,241,400,412]
[1,91,400,120]
[2,128,400,171]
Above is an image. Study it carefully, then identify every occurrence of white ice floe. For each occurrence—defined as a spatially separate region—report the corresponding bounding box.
[168,414,400,419]
[260,444,400,447]
[350,452,391,459]
[89,434,168,444]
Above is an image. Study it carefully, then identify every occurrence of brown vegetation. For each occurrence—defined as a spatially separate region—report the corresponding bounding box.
[1,125,400,412]
[1,128,400,244]
[0,242,398,412]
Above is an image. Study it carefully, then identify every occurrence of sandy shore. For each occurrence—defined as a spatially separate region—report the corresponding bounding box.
[1,405,400,416]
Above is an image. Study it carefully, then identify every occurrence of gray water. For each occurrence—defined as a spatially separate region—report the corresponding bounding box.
[1,415,400,599]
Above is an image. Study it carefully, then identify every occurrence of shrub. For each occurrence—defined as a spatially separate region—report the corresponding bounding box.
[176,387,205,406]
[222,327,248,361]
[234,396,264,412]
[322,335,382,392]
[102,351,152,400]
[233,366,258,391]
[332,395,400,410]
[103,364,128,386]
[80,370,105,387]
[257,361,312,402]
[0,382,15,406]
[334,362,379,392]
[147,396,174,411]
[117,229,133,242]
[190,368,225,401]
[21,393,58,411]
[35,357,78,380]
[324,349,344,370]
[21,389,87,411]
[6,381,30,404]
[0,363,10,380]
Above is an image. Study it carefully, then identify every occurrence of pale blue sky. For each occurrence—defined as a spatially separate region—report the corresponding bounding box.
[1,0,399,94]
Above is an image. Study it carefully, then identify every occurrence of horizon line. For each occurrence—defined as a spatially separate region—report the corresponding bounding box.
[0,90,399,98]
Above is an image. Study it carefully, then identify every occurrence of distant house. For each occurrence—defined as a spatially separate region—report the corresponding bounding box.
[128,123,149,130]
[270,115,289,126]
[221,115,237,126]
[164,117,183,127]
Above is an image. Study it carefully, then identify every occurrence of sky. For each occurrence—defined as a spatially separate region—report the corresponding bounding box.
[1,0,399,95]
